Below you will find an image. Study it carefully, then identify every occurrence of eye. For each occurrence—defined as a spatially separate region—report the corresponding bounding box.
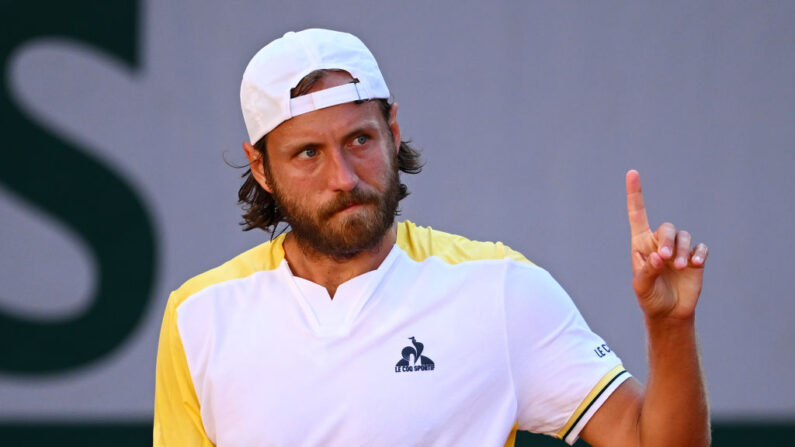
[297,147,318,159]
[353,135,368,146]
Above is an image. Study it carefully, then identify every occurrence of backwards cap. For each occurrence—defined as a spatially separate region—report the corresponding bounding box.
[240,28,390,144]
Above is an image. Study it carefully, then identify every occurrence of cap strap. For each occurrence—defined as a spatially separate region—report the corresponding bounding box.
[289,82,370,117]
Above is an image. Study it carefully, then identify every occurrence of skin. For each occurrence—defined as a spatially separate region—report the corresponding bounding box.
[245,73,710,445]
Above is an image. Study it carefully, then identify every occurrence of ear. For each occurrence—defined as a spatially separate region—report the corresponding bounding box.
[243,141,273,193]
[387,103,401,155]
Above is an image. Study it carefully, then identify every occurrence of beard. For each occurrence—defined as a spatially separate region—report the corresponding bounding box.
[268,156,401,260]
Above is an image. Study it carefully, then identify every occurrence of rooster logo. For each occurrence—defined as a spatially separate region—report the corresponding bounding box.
[395,337,435,372]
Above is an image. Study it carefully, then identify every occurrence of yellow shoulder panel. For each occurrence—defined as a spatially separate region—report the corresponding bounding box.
[171,233,286,306]
[396,221,533,265]
[154,234,285,446]
[154,291,216,446]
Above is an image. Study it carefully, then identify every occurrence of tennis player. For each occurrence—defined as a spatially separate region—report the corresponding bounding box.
[154,29,710,447]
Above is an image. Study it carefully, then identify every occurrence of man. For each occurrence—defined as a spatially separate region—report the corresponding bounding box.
[154,29,710,446]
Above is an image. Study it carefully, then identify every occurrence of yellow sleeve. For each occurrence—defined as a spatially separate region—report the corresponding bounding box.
[153,292,215,447]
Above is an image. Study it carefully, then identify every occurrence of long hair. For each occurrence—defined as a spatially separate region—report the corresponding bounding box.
[237,70,423,234]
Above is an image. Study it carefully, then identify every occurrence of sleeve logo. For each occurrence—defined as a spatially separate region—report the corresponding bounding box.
[594,343,612,358]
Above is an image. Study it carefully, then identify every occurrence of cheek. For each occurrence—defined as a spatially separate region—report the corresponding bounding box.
[270,172,312,203]
[358,153,393,186]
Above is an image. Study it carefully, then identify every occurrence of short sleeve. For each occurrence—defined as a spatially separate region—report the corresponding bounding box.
[503,264,630,445]
[153,293,215,447]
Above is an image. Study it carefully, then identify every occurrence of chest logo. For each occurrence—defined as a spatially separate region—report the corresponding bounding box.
[394,337,435,373]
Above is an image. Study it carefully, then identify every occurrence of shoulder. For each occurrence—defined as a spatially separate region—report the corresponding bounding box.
[396,220,534,266]
[168,234,287,309]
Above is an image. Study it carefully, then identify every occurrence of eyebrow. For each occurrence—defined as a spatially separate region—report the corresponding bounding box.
[340,121,380,143]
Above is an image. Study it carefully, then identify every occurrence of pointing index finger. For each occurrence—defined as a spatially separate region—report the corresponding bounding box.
[626,169,651,238]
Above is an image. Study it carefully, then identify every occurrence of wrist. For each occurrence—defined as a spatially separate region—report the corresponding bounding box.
[644,315,698,355]
[644,314,696,331]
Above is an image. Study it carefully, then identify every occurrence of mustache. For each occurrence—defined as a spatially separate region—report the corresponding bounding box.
[318,187,380,219]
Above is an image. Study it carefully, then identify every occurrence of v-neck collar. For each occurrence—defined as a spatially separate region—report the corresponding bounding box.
[280,244,401,337]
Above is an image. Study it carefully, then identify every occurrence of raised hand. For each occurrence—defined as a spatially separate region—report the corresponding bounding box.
[626,170,709,321]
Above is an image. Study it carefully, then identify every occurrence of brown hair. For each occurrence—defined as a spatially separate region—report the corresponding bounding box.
[237,69,422,233]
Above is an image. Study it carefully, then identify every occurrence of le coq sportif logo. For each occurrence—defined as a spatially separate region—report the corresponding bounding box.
[394,337,435,373]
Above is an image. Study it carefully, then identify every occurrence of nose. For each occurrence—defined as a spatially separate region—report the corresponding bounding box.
[325,147,358,191]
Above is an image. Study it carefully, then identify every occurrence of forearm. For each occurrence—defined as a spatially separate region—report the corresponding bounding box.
[638,316,710,447]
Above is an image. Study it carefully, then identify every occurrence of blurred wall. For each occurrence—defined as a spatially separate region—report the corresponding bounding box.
[1,0,793,439]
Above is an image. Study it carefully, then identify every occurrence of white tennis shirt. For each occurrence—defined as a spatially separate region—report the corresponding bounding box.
[154,221,628,446]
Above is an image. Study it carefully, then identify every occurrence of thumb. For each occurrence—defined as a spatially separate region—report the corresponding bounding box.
[632,250,664,299]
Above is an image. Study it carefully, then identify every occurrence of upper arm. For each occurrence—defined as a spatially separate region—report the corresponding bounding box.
[579,377,645,447]
[153,293,215,447]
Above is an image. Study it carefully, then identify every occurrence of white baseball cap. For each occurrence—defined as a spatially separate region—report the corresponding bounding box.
[240,28,391,144]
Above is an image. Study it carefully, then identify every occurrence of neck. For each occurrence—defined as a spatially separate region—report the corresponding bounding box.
[282,224,397,299]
